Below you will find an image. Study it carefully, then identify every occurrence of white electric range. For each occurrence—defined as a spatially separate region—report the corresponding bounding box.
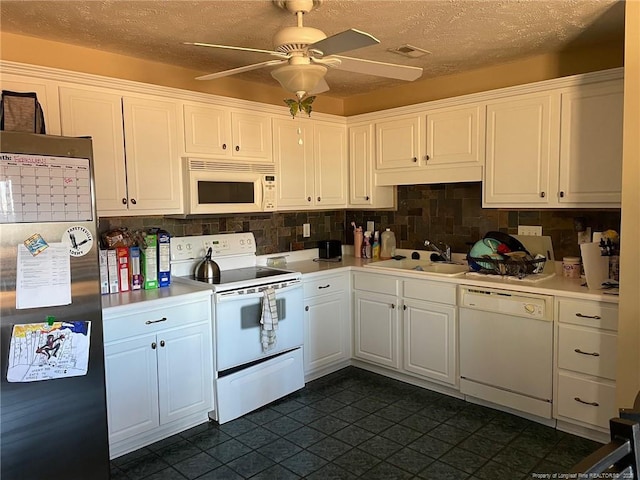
[170,232,304,424]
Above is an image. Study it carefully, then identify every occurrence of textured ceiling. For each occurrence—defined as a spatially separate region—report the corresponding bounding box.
[0,0,625,98]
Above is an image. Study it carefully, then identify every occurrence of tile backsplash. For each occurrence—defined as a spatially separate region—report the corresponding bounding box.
[99,182,620,261]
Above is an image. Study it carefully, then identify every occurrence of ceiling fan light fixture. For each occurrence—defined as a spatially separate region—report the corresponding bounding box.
[271,64,327,98]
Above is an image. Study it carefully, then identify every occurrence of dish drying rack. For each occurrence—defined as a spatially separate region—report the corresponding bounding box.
[468,256,546,278]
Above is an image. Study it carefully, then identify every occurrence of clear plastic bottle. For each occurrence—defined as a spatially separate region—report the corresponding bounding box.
[380,228,396,260]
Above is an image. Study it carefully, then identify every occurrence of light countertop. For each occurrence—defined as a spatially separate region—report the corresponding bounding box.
[101,282,213,314]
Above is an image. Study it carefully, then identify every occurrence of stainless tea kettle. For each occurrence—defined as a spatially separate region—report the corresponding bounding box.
[194,247,220,281]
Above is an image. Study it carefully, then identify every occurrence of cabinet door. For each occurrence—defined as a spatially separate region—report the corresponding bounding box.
[304,293,350,374]
[156,323,214,425]
[349,124,374,206]
[122,96,182,214]
[104,334,159,444]
[376,116,421,170]
[314,122,347,207]
[183,103,231,156]
[231,111,272,162]
[558,80,624,205]
[59,87,128,214]
[403,299,457,385]
[0,74,61,134]
[273,118,314,208]
[484,93,560,206]
[425,105,484,168]
[353,290,400,369]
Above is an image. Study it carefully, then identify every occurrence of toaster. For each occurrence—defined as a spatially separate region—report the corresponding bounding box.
[318,240,342,260]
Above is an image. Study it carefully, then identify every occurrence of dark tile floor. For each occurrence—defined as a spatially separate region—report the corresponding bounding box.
[110,367,602,479]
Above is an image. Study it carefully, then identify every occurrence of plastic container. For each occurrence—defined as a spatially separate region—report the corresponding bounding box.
[562,256,581,279]
[380,229,396,260]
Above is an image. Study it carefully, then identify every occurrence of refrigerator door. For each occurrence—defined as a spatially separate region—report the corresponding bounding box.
[0,132,110,480]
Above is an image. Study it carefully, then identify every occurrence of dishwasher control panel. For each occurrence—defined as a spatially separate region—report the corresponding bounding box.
[459,286,553,320]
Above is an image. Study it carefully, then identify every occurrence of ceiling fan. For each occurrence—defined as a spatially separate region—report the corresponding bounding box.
[185,0,423,99]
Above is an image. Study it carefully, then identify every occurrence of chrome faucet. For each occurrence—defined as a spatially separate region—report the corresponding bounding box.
[424,240,451,262]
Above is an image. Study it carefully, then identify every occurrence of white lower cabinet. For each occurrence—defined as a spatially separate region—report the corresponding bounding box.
[554,297,618,434]
[103,294,214,458]
[303,272,351,377]
[352,272,457,387]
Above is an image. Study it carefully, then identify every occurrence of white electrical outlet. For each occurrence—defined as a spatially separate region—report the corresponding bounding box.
[517,225,543,236]
[303,223,310,238]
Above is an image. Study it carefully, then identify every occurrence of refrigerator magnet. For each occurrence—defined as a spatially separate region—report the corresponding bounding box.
[23,233,49,256]
[62,226,94,257]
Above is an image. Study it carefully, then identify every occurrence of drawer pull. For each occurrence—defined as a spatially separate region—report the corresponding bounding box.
[574,348,600,357]
[145,317,167,325]
[318,284,331,289]
[575,313,601,320]
[574,397,599,407]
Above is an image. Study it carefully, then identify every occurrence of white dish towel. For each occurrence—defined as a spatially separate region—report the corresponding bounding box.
[260,287,279,352]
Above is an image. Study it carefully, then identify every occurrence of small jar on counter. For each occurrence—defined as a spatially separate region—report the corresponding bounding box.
[562,256,581,279]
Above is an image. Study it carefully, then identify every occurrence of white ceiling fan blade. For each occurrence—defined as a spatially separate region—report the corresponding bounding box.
[308,77,330,95]
[309,29,379,56]
[332,55,423,81]
[185,42,288,58]
[196,60,287,81]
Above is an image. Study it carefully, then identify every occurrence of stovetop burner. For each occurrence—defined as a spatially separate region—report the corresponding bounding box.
[189,266,289,285]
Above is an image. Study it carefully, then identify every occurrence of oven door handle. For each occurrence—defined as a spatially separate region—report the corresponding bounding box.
[216,282,302,302]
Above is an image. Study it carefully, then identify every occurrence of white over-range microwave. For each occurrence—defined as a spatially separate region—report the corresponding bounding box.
[183,158,277,215]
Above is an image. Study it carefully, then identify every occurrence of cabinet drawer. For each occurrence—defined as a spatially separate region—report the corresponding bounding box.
[403,279,456,305]
[557,298,618,331]
[104,299,211,342]
[558,324,617,380]
[304,273,348,298]
[353,272,398,295]
[556,371,616,429]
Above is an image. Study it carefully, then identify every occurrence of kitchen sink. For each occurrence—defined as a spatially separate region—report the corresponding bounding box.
[364,259,469,277]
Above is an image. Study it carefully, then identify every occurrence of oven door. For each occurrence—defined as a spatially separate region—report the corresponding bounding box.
[214,282,303,371]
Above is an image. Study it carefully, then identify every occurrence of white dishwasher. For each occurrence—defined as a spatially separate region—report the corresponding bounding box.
[458,285,554,419]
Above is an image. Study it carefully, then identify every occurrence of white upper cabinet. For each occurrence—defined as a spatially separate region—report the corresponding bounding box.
[60,86,182,216]
[558,81,624,205]
[0,73,61,134]
[348,124,395,208]
[484,92,559,206]
[484,78,623,208]
[376,115,422,170]
[183,103,272,162]
[274,118,347,209]
[374,104,484,185]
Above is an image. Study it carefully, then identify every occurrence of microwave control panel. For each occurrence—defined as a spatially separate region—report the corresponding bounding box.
[263,175,277,211]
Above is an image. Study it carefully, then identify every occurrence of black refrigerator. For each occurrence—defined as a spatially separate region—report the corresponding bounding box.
[0,132,110,479]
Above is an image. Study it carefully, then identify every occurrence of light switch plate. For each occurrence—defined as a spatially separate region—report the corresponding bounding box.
[518,225,543,236]
[303,223,310,237]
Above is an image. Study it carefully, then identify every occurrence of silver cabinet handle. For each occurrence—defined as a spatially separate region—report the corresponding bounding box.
[318,284,330,289]
[576,313,601,320]
[145,317,167,325]
[575,348,600,357]
[575,397,599,407]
